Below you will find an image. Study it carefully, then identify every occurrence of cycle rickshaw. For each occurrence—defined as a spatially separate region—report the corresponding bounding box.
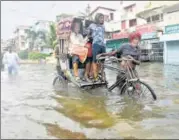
[53,17,157,101]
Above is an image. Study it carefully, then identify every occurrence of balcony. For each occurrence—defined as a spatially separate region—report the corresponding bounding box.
[121,12,136,21]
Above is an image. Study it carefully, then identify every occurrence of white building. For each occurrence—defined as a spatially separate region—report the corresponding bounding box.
[88,6,119,34]
[32,20,54,54]
[14,25,30,51]
[89,6,116,22]
[163,3,179,26]
[160,3,179,65]
[1,39,6,52]
[33,20,53,33]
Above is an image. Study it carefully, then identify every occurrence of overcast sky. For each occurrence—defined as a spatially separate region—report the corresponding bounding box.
[1,1,135,40]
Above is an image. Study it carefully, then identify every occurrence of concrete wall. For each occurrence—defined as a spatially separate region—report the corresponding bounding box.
[119,2,147,29]
[163,11,179,26]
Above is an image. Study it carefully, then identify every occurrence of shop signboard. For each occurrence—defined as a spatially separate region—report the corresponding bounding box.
[136,24,157,40]
[136,24,156,35]
[141,32,157,40]
[112,31,129,39]
[165,24,179,34]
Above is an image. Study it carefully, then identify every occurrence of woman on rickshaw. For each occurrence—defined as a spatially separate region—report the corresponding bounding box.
[69,20,91,82]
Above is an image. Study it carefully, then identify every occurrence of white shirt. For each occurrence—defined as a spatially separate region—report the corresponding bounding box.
[70,32,88,46]
[3,52,20,67]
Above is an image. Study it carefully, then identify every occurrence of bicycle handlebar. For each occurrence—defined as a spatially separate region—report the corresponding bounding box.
[97,56,134,62]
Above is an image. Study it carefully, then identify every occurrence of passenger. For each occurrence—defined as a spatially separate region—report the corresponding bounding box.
[70,21,88,81]
[3,46,20,75]
[97,32,141,85]
[84,37,93,82]
[87,13,105,82]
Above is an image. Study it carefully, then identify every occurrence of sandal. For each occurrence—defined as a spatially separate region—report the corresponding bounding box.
[75,77,81,82]
[84,76,91,82]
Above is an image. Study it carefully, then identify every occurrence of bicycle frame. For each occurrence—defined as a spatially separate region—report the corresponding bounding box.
[97,56,140,92]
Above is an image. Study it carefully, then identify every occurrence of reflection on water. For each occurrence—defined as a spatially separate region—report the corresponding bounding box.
[1,63,179,139]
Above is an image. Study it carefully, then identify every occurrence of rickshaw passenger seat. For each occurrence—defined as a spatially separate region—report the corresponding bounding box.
[67,54,85,69]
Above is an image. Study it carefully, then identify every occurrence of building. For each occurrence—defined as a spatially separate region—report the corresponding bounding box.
[89,6,118,37]
[89,6,116,22]
[135,2,170,61]
[32,20,54,54]
[33,20,53,33]
[119,2,147,30]
[14,25,30,51]
[1,39,7,52]
[106,2,147,54]
[163,2,179,26]
[160,3,179,65]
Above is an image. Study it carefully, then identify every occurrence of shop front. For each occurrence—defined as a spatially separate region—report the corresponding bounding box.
[136,24,163,62]
[106,31,129,52]
[160,24,179,65]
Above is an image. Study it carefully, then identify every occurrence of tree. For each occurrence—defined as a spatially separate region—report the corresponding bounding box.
[47,23,58,50]
[26,28,48,51]
[25,28,38,51]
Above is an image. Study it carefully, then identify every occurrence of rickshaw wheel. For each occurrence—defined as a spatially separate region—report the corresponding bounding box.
[53,75,67,86]
[120,80,157,101]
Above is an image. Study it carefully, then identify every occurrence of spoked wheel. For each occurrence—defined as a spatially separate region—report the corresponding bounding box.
[120,80,157,101]
[53,74,67,88]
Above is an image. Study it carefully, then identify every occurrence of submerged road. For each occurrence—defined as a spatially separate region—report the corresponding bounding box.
[1,62,179,139]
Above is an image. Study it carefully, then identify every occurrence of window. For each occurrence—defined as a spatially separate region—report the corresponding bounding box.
[21,42,25,48]
[21,35,25,41]
[121,20,126,29]
[129,19,137,27]
[104,15,109,22]
[129,7,133,12]
[147,17,151,23]
[152,14,160,22]
[110,13,114,20]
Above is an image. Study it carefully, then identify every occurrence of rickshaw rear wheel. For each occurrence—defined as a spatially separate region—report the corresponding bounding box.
[53,74,67,86]
[120,80,157,101]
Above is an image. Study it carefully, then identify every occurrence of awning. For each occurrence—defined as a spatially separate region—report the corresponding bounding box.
[136,6,164,19]
[160,33,179,42]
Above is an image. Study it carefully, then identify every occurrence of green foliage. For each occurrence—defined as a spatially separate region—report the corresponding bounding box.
[18,50,29,60]
[47,23,58,49]
[28,52,50,60]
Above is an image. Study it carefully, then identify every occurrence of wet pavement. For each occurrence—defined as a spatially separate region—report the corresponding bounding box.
[1,63,179,139]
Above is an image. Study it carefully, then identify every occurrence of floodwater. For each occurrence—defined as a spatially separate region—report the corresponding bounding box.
[1,63,179,139]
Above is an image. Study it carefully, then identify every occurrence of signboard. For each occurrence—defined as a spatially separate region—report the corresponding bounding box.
[56,18,73,39]
[136,24,157,35]
[112,31,129,39]
[142,32,157,40]
[165,24,179,34]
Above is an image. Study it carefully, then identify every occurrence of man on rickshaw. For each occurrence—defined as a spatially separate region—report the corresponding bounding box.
[87,13,106,82]
[97,32,141,86]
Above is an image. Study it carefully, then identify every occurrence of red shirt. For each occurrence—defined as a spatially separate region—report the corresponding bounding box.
[85,42,92,57]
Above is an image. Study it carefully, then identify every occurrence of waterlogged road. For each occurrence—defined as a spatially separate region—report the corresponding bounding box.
[1,63,179,139]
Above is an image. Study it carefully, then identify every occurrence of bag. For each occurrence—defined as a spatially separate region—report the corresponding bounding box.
[70,45,88,63]
[85,42,92,57]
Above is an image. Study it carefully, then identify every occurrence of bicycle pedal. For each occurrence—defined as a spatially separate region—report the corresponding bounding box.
[127,86,134,91]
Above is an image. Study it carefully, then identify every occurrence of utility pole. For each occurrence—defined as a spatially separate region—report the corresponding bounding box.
[85,4,92,20]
